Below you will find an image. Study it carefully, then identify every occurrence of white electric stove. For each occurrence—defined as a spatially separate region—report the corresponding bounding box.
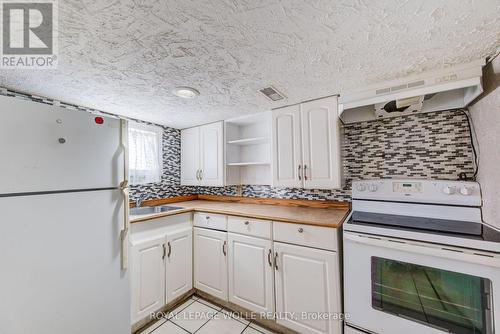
[343,179,500,334]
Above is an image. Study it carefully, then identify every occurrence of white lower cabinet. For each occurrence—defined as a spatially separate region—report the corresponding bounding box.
[193,227,228,300]
[165,228,193,302]
[130,214,193,324]
[274,242,342,334]
[131,212,343,333]
[130,236,166,323]
[228,233,274,315]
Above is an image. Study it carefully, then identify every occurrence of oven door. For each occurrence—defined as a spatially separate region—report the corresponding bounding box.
[344,231,500,334]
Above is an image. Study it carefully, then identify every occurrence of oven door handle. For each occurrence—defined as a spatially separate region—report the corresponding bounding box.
[344,232,500,268]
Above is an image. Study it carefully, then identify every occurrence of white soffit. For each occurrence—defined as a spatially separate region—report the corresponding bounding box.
[0,0,498,128]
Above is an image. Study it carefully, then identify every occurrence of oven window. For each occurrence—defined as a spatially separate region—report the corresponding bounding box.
[371,257,492,334]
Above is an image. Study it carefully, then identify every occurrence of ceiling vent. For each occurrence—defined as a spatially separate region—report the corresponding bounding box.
[259,86,286,101]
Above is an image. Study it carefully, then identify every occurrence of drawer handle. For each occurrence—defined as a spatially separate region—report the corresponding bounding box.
[267,249,272,267]
[274,252,278,270]
[206,216,210,220]
[298,228,304,233]
[244,221,250,225]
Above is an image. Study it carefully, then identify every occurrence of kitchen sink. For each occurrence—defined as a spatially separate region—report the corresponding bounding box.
[130,205,183,216]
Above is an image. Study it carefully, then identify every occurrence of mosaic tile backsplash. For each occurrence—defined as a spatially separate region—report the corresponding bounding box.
[129,109,474,202]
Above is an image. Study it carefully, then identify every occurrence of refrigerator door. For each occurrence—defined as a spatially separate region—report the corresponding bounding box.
[0,190,130,334]
[0,95,124,194]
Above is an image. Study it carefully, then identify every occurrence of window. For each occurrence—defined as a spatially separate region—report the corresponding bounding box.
[128,122,163,185]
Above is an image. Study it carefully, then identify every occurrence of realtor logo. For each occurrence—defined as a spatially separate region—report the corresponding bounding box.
[1,0,58,68]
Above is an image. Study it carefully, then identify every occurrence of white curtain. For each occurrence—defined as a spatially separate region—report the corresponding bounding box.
[129,123,162,185]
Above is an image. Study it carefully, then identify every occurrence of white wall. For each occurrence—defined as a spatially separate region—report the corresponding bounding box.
[469,56,500,229]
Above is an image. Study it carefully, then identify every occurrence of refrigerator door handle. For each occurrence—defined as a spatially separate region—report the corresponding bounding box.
[120,119,130,270]
[120,180,129,270]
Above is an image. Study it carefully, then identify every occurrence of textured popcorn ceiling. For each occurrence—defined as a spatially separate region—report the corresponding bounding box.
[0,0,499,128]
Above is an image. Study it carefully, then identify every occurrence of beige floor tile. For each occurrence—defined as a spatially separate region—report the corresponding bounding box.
[196,298,223,311]
[170,301,219,333]
[220,309,250,325]
[166,298,196,319]
[154,321,189,333]
[139,318,167,334]
[242,327,261,334]
[196,313,247,334]
[249,322,276,334]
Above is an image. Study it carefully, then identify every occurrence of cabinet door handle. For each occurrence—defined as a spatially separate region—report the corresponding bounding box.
[162,244,166,260]
[200,169,203,180]
[298,165,302,181]
[274,252,278,270]
[244,221,250,225]
[167,242,171,258]
[267,249,272,267]
[298,228,304,233]
[304,164,308,181]
[222,241,227,256]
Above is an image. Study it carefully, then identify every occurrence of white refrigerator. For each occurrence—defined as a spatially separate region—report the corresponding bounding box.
[0,95,131,334]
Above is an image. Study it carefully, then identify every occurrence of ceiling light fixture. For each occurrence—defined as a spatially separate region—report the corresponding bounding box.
[172,86,200,99]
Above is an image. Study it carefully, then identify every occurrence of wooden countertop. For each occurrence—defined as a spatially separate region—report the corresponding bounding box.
[130,196,350,228]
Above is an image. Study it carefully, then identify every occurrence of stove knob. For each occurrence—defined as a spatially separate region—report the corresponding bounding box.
[460,186,473,196]
[442,186,457,195]
[368,184,378,192]
[356,184,366,192]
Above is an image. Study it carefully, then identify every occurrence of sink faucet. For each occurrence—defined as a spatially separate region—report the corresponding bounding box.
[135,193,148,208]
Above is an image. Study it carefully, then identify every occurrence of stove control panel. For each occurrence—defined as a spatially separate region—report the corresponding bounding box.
[352,179,481,206]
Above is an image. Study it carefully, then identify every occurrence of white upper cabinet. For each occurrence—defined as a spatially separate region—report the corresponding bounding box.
[180,127,200,186]
[272,105,302,188]
[301,97,342,189]
[200,122,224,186]
[165,228,193,303]
[272,96,342,189]
[181,122,224,186]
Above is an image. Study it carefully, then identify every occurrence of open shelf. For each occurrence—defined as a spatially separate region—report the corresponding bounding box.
[227,136,269,146]
[227,161,271,166]
[224,112,272,185]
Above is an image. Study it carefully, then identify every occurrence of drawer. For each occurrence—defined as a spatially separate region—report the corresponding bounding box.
[193,212,227,231]
[273,222,337,251]
[227,216,272,239]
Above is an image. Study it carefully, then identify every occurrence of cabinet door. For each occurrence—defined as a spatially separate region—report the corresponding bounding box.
[165,228,193,304]
[181,127,200,185]
[228,233,274,315]
[274,242,342,334]
[272,105,302,188]
[199,122,224,186]
[131,237,166,323]
[193,227,228,300]
[301,96,342,189]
